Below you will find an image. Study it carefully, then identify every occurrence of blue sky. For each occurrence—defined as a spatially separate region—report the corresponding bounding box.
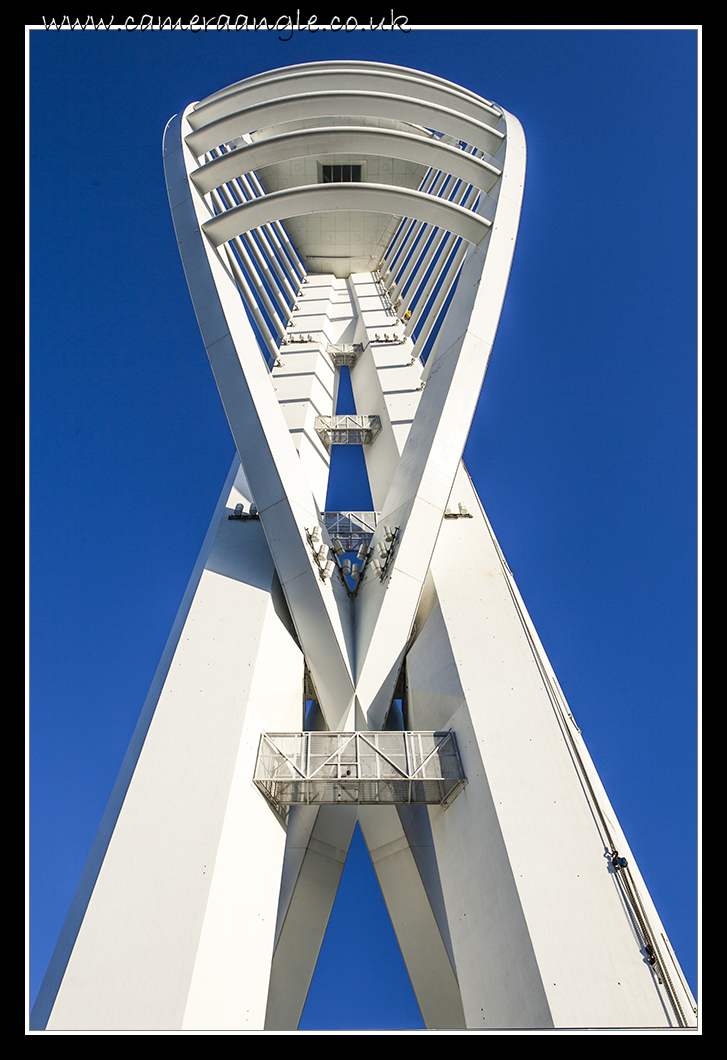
[28,26,699,1031]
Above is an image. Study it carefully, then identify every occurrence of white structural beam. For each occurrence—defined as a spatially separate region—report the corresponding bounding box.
[31,61,697,1033]
[352,116,526,729]
[164,107,357,733]
[405,464,695,1028]
[32,462,307,1031]
[264,806,358,1029]
[202,183,491,250]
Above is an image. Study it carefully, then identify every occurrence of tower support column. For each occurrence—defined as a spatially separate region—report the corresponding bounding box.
[37,462,306,1031]
[405,463,692,1028]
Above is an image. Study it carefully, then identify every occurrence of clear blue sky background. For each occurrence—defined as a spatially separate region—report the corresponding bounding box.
[28,26,699,1031]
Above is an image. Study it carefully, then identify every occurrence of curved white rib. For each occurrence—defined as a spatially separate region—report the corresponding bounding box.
[184,90,504,160]
[188,64,503,133]
[196,59,500,115]
[202,183,491,249]
[190,126,501,197]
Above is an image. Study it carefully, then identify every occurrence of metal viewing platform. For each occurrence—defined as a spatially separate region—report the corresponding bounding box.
[314,414,382,447]
[327,342,365,367]
[254,730,467,814]
[322,511,379,552]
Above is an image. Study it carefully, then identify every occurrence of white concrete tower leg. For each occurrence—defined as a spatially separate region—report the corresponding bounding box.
[35,461,306,1031]
[357,805,467,1029]
[264,805,358,1030]
[405,463,697,1029]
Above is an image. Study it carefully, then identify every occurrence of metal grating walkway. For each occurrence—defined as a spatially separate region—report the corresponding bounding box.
[254,730,467,813]
[315,415,382,447]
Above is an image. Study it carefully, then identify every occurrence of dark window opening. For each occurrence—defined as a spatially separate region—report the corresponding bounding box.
[321,164,362,183]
